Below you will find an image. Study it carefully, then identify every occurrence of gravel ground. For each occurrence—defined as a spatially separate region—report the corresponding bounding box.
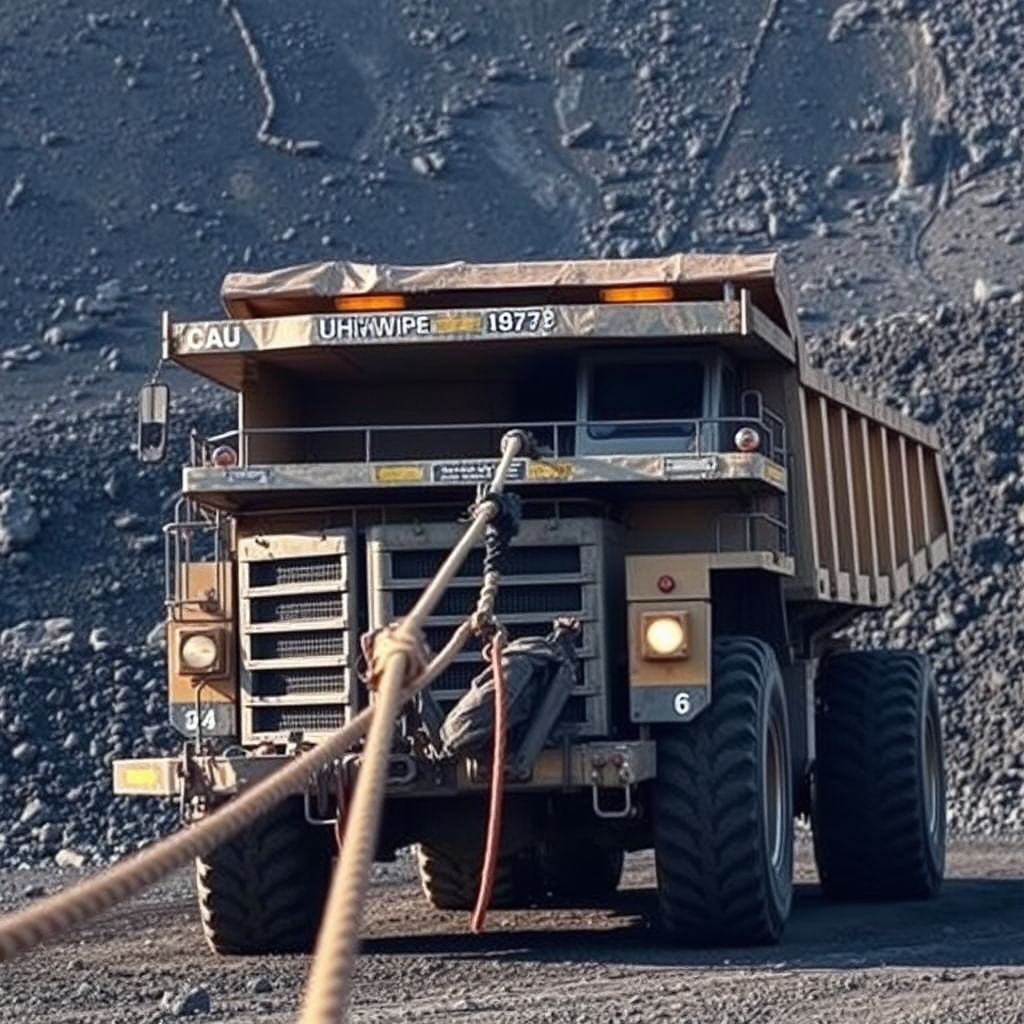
[0,839,1021,1023]
[1,1,1023,1019]
[1,0,1024,864]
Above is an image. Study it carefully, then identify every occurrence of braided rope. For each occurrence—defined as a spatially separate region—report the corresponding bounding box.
[0,429,532,1024]
[0,625,459,964]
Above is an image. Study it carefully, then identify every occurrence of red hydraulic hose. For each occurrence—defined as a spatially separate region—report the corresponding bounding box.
[471,636,507,933]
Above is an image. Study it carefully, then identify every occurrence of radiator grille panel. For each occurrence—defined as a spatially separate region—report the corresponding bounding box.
[422,621,587,655]
[250,668,348,697]
[250,594,346,623]
[249,556,344,588]
[251,631,346,661]
[370,518,614,739]
[239,530,356,743]
[391,582,583,618]
[252,706,346,734]
[390,545,581,579]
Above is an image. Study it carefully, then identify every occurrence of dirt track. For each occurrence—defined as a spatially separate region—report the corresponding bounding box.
[1,838,1022,1023]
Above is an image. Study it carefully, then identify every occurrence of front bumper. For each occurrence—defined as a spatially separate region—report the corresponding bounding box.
[112,740,657,800]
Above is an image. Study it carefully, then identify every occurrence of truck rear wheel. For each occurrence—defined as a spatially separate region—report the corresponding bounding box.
[812,650,945,901]
[653,636,793,946]
[415,842,534,910]
[195,798,332,955]
[538,839,624,905]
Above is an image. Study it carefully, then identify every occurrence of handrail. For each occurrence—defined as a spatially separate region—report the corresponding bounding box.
[163,497,229,613]
[714,511,789,558]
[189,413,788,468]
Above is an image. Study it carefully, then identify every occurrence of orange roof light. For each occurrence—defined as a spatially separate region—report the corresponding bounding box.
[334,293,407,312]
[599,285,674,304]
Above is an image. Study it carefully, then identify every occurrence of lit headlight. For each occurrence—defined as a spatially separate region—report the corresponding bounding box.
[641,613,689,660]
[180,632,219,672]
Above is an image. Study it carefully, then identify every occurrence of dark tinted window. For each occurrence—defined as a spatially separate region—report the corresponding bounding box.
[590,361,703,421]
[588,360,704,440]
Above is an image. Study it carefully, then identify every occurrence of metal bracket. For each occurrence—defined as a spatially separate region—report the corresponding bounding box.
[303,752,418,826]
[591,782,634,820]
[387,754,418,786]
[303,759,340,826]
[589,747,638,820]
[177,739,213,825]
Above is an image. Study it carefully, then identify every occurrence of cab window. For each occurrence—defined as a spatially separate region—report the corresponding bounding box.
[588,360,704,438]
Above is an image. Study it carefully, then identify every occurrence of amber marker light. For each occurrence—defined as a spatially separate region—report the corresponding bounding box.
[599,285,674,304]
[334,293,407,311]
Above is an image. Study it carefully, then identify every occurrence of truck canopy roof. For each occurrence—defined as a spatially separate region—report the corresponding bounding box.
[220,251,802,340]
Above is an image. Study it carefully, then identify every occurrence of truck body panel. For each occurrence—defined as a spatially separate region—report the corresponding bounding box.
[119,250,951,808]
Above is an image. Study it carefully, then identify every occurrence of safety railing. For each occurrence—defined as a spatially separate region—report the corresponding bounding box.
[188,411,788,470]
[163,496,231,617]
[714,511,790,559]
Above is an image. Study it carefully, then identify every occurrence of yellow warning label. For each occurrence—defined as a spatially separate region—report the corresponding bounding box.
[763,462,786,485]
[373,464,426,483]
[527,461,574,480]
[431,313,483,335]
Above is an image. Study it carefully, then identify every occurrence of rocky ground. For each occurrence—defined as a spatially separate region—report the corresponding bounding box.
[1,1,1023,863]
[1,2,1023,1021]
[0,841,1022,1023]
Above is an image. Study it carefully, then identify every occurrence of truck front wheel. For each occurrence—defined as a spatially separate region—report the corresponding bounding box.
[812,650,945,901]
[416,841,535,910]
[652,636,794,946]
[195,798,333,955]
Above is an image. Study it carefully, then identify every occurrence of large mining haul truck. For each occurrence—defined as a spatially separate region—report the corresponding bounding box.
[114,252,952,952]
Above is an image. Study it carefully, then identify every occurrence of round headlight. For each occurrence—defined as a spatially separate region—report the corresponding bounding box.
[734,427,761,453]
[644,616,686,657]
[210,444,238,468]
[181,633,218,671]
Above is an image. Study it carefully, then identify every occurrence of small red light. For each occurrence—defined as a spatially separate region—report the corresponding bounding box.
[657,574,676,593]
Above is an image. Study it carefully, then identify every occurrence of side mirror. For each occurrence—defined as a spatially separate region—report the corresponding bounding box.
[137,382,170,464]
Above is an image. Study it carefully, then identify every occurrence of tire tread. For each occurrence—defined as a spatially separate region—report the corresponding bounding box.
[812,650,945,901]
[195,799,331,955]
[653,636,792,946]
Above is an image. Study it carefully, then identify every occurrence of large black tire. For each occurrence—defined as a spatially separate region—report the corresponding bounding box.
[653,636,793,946]
[812,650,945,901]
[537,839,624,906]
[415,842,535,911]
[195,798,332,955]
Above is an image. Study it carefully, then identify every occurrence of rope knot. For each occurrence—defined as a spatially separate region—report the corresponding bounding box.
[470,490,522,544]
[466,492,521,646]
[359,624,431,692]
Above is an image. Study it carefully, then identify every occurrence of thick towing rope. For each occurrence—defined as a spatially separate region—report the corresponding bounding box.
[0,429,533,1024]
[297,430,528,1024]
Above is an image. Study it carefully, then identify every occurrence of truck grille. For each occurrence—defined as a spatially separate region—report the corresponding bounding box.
[238,530,357,743]
[251,706,347,734]
[249,556,344,587]
[368,518,618,739]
